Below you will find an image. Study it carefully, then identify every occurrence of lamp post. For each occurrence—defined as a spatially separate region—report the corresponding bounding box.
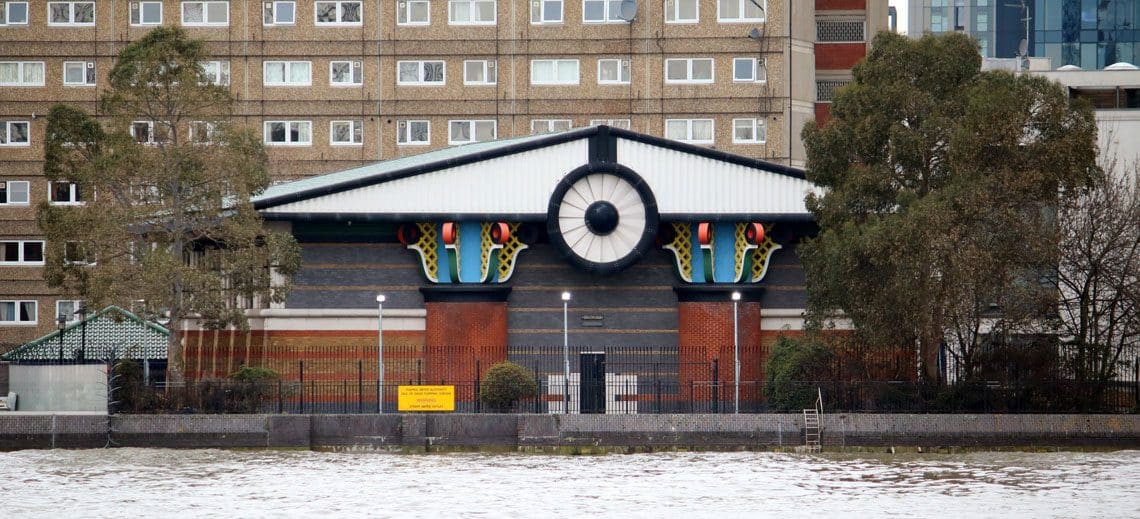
[134,299,148,384]
[561,291,571,414]
[56,315,67,362]
[376,294,385,414]
[731,291,741,414]
[76,303,87,362]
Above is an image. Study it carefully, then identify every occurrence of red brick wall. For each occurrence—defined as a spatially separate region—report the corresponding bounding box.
[423,302,508,388]
[677,301,765,404]
[816,0,866,10]
[815,103,831,125]
[816,43,867,70]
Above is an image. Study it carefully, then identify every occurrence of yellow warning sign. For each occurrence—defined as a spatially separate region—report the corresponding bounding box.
[397,385,456,412]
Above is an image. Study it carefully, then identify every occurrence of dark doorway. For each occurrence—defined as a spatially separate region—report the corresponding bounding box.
[580,352,605,414]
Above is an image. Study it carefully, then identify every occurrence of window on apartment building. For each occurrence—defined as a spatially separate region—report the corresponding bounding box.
[264,61,312,86]
[717,0,763,22]
[50,181,85,204]
[0,121,30,146]
[448,120,495,145]
[665,118,713,144]
[63,61,96,86]
[397,120,430,145]
[449,0,495,25]
[732,118,766,143]
[732,57,765,82]
[131,1,163,25]
[330,120,364,145]
[181,1,229,26]
[397,60,445,85]
[0,301,37,325]
[398,0,430,25]
[0,181,30,205]
[64,241,94,265]
[57,300,82,323]
[315,1,361,25]
[531,59,579,85]
[531,0,563,24]
[131,121,171,145]
[816,20,865,43]
[0,2,30,25]
[664,58,713,83]
[665,0,697,23]
[463,60,496,85]
[189,121,217,143]
[0,61,45,86]
[589,118,631,129]
[597,59,630,84]
[531,119,572,134]
[0,240,44,265]
[48,1,95,25]
[200,61,230,85]
[263,1,296,25]
[583,0,627,23]
[264,121,312,145]
[330,61,363,86]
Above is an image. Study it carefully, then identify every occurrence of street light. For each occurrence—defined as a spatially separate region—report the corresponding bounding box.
[56,315,67,362]
[376,294,385,414]
[732,291,741,414]
[561,291,571,414]
[76,303,87,362]
[134,299,148,384]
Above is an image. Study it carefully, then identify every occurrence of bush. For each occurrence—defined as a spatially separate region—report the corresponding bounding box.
[480,361,537,412]
[764,335,833,411]
[224,365,280,413]
[110,360,158,413]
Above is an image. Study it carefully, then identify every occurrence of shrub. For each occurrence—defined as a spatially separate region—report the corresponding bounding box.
[225,365,280,413]
[480,361,538,412]
[764,335,833,411]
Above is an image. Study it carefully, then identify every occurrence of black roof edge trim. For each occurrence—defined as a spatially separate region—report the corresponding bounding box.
[606,126,807,179]
[673,285,766,303]
[262,212,813,223]
[254,126,602,210]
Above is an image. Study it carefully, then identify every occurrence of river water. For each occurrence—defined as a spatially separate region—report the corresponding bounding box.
[2,449,1137,518]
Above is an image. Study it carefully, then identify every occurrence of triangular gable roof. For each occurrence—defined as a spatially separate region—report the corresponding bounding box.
[2,306,169,362]
[254,126,818,222]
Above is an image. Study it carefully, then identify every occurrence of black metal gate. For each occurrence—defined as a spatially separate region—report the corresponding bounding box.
[580,352,605,413]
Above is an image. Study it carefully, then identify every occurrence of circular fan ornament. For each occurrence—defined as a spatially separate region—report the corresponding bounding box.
[547,163,659,275]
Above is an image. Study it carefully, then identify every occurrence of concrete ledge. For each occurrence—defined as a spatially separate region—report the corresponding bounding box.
[1,413,1137,451]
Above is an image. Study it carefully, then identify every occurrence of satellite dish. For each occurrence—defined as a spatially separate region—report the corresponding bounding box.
[748,27,761,40]
[618,0,637,21]
[1017,38,1028,57]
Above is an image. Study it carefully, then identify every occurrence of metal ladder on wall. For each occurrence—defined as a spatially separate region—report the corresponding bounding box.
[802,388,822,452]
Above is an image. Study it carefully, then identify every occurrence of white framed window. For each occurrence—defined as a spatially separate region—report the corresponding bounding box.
[63,61,96,86]
[49,181,85,204]
[64,241,94,265]
[597,59,629,84]
[531,0,563,24]
[314,1,361,25]
[264,61,311,86]
[48,1,95,26]
[0,61,45,86]
[583,0,626,23]
[0,240,44,265]
[448,120,496,145]
[131,1,164,25]
[330,120,364,145]
[181,1,229,26]
[589,118,631,129]
[56,300,83,323]
[664,58,713,83]
[0,121,30,146]
[200,60,230,85]
[463,60,496,85]
[449,0,495,25]
[0,2,30,25]
[530,59,579,85]
[131,121,171,145]
[717,0,764,22]
[531,119,572,134]
[397,60,445,85]
[397,120,430,146]
[329,60,362,86]
[263,1,295,25]
[665,0,697,23]
[665,118,714,144]
[264,121,312,145]
[732,118,766,143]
[189,121,217,143]
[733,57,766,82]
[397,0,430,25]
[0,181,30,205]
[0,301,37,325]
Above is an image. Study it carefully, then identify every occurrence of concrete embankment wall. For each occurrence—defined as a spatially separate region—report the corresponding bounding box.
[1,414,1137,451]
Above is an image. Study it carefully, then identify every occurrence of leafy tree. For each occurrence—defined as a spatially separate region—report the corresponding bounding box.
[38,27,301,384]
[800,32,1100,384]
[764,335,833,411]
[479,361,538,412]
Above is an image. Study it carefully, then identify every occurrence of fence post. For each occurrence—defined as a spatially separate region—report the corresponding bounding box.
[299,361,305,414]
[417,359,422,385]
[535,367,542,414]
[475,359,482,414]
[358,360,363,413]
[712,358,719,414]
[277,379,282,414]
